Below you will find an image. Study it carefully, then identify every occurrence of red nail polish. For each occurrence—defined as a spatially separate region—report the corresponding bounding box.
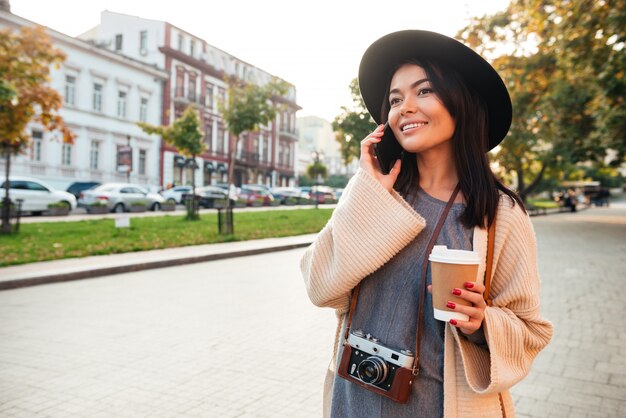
[447,302,456,309]
[465,282,474,289]
[450,319,457,325]
[452,289,462,296]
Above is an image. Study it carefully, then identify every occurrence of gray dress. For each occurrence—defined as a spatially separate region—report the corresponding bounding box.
[330,189,473,418]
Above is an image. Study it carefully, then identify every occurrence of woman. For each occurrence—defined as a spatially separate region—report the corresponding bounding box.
[300,30,552,417]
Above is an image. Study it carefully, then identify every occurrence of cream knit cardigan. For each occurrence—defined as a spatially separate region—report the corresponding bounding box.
[300,169,553,418]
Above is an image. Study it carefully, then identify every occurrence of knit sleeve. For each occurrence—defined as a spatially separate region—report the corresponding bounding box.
[454,198,553,394]
[300,169,425,311]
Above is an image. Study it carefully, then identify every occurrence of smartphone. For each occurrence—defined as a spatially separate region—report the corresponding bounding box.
[373,122,403,174]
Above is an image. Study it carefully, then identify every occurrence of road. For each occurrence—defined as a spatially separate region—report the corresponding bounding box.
[1,204,625,417]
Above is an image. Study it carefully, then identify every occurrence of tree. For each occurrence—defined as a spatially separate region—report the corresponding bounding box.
[219,77,288,232]
[332,78,377,165]
[139,105,205,220]
[458,0,626,200]
[0,26,74,234]
[306,160,328,182]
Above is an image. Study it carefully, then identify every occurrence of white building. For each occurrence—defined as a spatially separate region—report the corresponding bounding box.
[80,10,300,188]
[0,10,167,191]
[296,116,357,179]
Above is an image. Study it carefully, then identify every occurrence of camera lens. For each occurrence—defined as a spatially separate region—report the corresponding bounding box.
[357,356,388,384]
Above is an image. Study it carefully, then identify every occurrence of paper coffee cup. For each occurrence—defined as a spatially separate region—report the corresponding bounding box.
[429,246,480,322]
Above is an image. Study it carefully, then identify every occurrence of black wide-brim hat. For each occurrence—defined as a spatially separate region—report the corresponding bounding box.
[358,30,512,150]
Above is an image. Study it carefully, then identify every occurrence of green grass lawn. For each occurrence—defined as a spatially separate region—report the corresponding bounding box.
[0,209,333,267]
[527,198,560,209]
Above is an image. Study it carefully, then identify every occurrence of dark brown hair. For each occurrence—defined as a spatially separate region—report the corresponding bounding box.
[380,59,524,229]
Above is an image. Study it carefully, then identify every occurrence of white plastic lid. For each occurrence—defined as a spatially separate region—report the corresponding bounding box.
[428,245,480,265]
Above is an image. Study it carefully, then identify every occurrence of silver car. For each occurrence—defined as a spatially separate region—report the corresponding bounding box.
[0,175,77,215]
[78,183,165,212]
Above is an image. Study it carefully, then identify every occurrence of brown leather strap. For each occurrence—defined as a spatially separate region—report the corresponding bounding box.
[484,214,497,307]
[412,184,461,374]
[343,184,461,376]
[343,282,361,341]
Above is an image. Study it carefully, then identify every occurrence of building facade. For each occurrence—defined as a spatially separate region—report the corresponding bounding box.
[296,116,357,180]
[0,11,167,191]
[80,11,300,188]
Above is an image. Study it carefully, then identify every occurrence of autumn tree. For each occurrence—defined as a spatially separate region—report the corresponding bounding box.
[332,78,377,165]
[458,0,626,199]
[139,105,205,220]
[219,77,288,232]
[0,26,74,234]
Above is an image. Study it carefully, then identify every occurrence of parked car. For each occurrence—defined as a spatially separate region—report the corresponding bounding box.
[240,184,275,206]
[300,186,336,204]
[78,183,165,212]
[66,181,101,199]
[160,185,192,204]
[181,186,231,209]
[270,187,308,205]
[0,176,77,215]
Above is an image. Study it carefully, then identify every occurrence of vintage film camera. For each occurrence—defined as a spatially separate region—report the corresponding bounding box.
[337,329,416,403]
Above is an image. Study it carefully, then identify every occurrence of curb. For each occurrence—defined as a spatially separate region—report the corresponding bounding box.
[0,241,313,291]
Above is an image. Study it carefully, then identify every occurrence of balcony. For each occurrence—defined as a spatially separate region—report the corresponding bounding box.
[235,151,260,166]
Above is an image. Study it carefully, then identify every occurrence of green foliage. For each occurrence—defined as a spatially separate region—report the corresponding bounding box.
[138,105,205,157]
[306,160,328,181]
[138,105,205,220]
[332,78,377,165]
[458,0,626,199]
[0,209,334,267]
[325,174,350,189]
[219,77,289,137]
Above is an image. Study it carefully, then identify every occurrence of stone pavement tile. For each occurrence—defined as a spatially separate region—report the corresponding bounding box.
[528,399,571,418]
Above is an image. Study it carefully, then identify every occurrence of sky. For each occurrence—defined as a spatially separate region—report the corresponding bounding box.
[12,0,510,123]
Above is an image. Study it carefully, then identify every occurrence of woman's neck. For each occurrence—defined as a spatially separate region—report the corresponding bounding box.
[416,150,461,202]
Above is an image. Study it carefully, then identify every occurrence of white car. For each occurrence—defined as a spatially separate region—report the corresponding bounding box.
[78,183,165,212]
[0,175,77,215]
[160,185,192,204]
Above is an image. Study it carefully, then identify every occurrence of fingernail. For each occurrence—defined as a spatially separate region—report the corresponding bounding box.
[452,288,462,296]
[465,282,474,289]
[446,302,456,309]
[450,319,457,325]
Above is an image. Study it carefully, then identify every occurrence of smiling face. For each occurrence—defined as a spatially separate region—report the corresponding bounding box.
[387,63,455,155]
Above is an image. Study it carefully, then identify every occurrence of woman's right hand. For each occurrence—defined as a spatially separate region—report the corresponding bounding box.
[360,124,402,192]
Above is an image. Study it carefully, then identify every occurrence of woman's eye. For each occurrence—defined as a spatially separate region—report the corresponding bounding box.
[390,97,401,106]
[418,88,433,96]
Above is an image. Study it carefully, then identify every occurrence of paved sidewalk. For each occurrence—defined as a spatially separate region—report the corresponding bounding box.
[0,234,317,291]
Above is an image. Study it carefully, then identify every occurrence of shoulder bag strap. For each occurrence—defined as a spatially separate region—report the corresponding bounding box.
[484,214,497,307]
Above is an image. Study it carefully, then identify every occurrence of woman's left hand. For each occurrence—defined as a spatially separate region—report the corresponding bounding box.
[447,281,487,335]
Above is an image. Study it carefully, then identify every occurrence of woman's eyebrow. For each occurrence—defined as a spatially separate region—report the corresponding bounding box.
[389,78,430,95]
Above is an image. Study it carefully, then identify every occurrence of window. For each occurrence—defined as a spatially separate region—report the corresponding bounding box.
[115,34,123,51]
[139,149,146,175]
[204,121,213,150]
[188,73,196,102]
[178,34,184,51]
[204,83,213,108]
[65,75,76,106]
[117,91,127,118]
[90,141,100,170]
[31,130,43,161]
[190,40,195,57]
[216,124,224,153]
[93,83,103,112]
[139,97,148,122]
[61,143,72,166]
[175,69,184,97]
[139,30,147,52]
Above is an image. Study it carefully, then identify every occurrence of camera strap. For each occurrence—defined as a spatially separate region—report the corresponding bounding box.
[412,183,460,375]
[343,183,461,377]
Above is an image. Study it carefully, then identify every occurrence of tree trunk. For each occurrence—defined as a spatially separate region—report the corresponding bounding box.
[521,163,548,201]
[1,148,12,234]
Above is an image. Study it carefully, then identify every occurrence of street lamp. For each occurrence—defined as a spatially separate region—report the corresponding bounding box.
[311,150,325,209]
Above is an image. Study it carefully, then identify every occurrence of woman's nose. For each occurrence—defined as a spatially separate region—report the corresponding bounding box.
[400,96,417,115]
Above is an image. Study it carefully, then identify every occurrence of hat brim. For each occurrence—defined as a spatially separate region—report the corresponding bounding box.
[358,30,511,150]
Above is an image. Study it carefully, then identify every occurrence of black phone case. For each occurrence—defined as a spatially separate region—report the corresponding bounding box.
[373,124,403,174]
